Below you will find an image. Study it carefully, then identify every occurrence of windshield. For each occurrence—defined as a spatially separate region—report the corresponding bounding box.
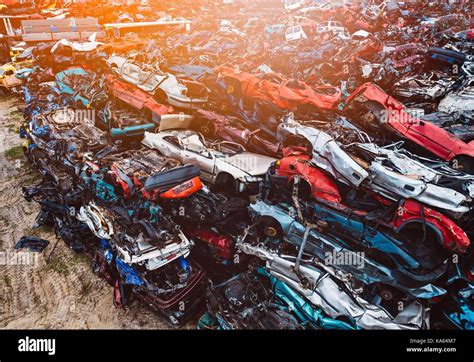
[211,142,244,156]
[181,134,207,154]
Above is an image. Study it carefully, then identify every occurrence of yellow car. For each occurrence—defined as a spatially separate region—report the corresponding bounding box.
[0,63,17,79]
[0,63,23,94]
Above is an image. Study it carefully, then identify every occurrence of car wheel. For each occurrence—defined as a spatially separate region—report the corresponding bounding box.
[380,288,394,301]
[289,178,312,201]
[197,120,215,138]
[214,173,236,194]
[398,222,448,267]
[257,216,283,240]
[453,155,474,175]
[154,88,168,105]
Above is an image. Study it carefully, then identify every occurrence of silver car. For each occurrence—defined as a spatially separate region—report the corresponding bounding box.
[277,120,471,217]
[142,129,276,193]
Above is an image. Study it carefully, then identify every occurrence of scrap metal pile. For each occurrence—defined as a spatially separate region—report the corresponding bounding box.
[6,0,474,329]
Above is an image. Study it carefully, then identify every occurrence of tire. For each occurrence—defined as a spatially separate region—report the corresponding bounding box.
[154,88,168,105]
[197,120,215,138]
[398,222,448,267]
[398,222,441,246]
[214,173,236,194]
[375,284,400,301]
[453,155,474,175]
[380,288,394,301]
[289,178,312,201]
[257,216,283,240]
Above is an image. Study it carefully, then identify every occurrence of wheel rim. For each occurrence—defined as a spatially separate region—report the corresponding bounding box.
[265,226,278,237]
[381,290,393,301]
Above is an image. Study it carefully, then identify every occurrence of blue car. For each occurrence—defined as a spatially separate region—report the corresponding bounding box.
[249,199,448,300]
[197,268,355,330]
[55,67,92,107]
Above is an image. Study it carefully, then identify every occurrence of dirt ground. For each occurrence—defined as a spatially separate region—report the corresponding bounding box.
[0,95,189,329]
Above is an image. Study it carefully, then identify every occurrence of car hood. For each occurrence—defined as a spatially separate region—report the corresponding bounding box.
[221,152,276,176]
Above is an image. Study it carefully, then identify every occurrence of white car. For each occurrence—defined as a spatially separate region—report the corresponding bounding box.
[142,130,276,193]
[284,0,305,11]
[351,30,371,41]
[285,25,308,42]
[77,202,193,271]
[316,21,346,34]
[107,56,208,110]
[298,5,321,15]
[285,22,317,42]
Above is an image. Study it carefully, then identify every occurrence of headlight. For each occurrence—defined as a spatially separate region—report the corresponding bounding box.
[242,176,263,183]
[238,177,263,193]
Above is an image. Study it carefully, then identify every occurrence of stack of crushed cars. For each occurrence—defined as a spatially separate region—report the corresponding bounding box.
[13,1,474,330]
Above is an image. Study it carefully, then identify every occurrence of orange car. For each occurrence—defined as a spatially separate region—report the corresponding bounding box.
[219,67,342,110]
[106,74,173,117]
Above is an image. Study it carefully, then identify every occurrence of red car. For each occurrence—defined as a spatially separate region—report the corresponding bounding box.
[274,146,341,203]
[106,75,173,118]
[186,228,233,260]
[272,147,470,253]
[344,83,474,173]
[219,67,342,110]
[390,198,470,253]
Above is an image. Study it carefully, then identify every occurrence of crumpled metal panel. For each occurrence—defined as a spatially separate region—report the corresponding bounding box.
[108,55,186,95]
[116,231,192,271]
[248,200,448,298]
[76,203,114,240]
[277,121,470,213]
[367,162,470,215]
[353,143,474,199]
[238,242,429,330]
[354,143,440,182]
[108,56,208,108]
[277,121,369,186]
[438,86,474,120]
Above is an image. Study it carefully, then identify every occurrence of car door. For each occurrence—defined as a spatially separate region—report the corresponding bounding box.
[386,98,453,160]
[180,134,216,182]
[112,80,134,106]
[182,148,214,182]
[161,135,185,162]
[285,26,295,42]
